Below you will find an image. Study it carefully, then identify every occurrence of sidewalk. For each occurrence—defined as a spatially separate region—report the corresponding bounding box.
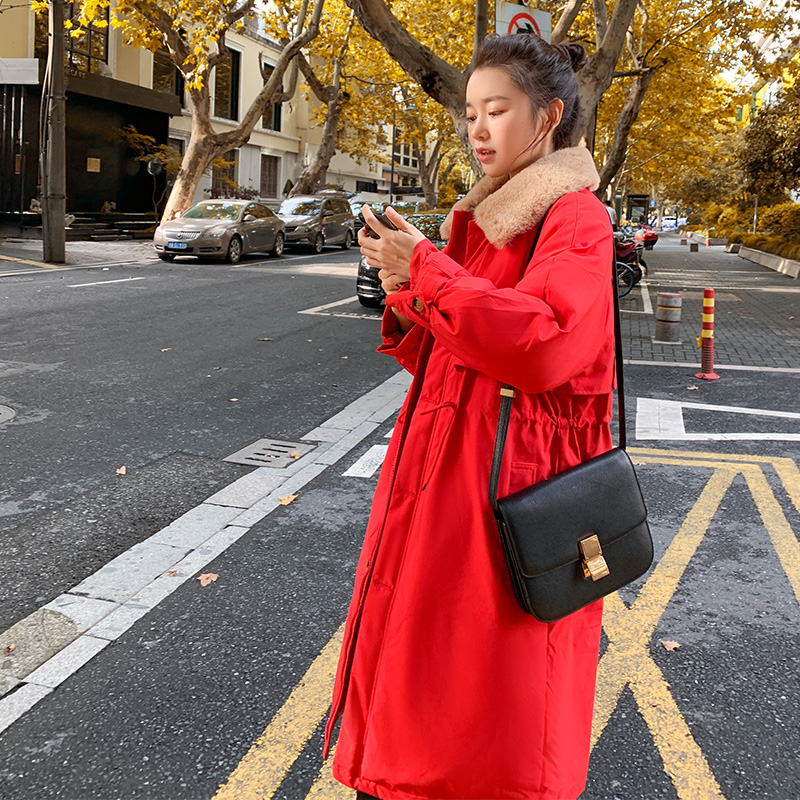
[620,233,799,371]
[0,237,157,274]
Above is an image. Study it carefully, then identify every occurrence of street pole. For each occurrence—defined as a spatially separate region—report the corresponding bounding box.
[389,102,396,206]
[42,0,66,263]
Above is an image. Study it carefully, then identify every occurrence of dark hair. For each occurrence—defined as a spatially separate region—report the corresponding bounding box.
[466,35,586,150]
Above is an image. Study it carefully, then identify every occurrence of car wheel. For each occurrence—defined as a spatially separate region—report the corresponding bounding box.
[158,253,176,262]
[226,236,242,264]
[271,232,285,258]
[312,233,324,254]
[341,230,353,250]
[358,295,384,309]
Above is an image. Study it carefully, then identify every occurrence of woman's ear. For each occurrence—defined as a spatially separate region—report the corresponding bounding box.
[548,98,565,129]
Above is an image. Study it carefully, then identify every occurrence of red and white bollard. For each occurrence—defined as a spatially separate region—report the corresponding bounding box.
[695,288,720,380]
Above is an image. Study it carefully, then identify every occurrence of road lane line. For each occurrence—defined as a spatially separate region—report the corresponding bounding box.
[298,296,359,314]
[213,625,344,800]
[342,444,388,478]
[624,361,800,374]
[592,468,736,799]
[305,749,352,799]
[743,465,800,607]
[68,277,148,288]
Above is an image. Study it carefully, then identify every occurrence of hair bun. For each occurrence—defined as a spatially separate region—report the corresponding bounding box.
[554,42,587,72]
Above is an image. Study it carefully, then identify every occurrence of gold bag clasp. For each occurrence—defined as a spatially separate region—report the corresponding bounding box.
[579,534,610,581]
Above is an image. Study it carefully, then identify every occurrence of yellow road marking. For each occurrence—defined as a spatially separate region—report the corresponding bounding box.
[743,465,800,606]
[0,253,61,270]
[592,469,734,800]
[213,625,344,800]
[306,749,353,799]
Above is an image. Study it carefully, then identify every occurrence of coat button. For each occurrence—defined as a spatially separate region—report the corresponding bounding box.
[412,297,424,313]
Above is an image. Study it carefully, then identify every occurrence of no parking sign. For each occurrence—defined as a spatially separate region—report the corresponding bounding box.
[495,1,552,41]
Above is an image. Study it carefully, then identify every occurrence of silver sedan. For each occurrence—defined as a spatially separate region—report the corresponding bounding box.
[153,200,285,263]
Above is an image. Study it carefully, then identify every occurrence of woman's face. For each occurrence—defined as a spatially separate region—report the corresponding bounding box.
[466,67,561,178]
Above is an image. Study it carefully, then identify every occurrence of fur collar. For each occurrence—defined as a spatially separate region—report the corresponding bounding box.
[440,146,600,248]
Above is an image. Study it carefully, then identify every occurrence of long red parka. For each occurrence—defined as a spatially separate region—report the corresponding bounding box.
[325,147,616,800]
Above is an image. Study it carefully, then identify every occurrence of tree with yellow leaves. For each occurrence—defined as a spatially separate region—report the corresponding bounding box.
[33,0,324,221]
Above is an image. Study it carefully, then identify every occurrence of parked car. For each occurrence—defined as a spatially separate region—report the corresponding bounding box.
[153,200,285,263]
[275,194,355,252]
[660,216,677,231]
[357,212,448,308]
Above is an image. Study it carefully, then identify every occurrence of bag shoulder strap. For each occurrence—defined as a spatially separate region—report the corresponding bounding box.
[489,212,625,512]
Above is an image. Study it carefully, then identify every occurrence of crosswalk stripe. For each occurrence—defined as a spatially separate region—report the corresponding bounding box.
[342,445,388,478]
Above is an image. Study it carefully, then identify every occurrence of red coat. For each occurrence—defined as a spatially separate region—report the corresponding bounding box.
[326,152,615,800]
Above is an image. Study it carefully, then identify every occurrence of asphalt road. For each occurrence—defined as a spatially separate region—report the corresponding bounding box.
[0,240,798,800]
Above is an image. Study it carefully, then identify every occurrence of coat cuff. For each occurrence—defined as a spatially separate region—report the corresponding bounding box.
[386,239,471,325]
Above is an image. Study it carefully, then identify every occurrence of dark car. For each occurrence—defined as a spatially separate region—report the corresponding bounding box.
[356,213,448,308]
[275,194,355,252]
[153,200,285,263]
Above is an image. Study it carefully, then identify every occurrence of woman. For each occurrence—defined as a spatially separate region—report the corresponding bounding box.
[325,34,615,800]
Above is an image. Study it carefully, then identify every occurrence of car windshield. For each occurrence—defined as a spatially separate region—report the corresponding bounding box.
[276,198,322,215]
[182,203,241,221]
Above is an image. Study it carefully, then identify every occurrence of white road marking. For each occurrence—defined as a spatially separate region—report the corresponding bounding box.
[298,296,360,314]
[636,397,800,441]
[625,360,800,374]
[640,280,653,314]
[68,277,148,288]
[343,444,389,478]
[0,370,411,734]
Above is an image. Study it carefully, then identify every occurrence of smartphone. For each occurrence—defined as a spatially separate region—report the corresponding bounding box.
[363,212,397,239]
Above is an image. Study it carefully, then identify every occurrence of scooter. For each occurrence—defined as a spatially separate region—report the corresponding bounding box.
[633,226,658,250]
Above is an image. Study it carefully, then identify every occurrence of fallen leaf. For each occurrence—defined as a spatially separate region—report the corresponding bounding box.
[307,339,313,342]
[278,494,298,506]
[790,316,795,320]
[259,338,272,341]
[116,466,127,475]
[167,569,178,576]
[687,385,699,390]
[661,640,681,651]
[213,366,221,370]
[5,643,15,656]
[290,451,301,460]
[341,356,348,360]
[197,573,219,587]
[161,348,172,352]
[633,460,646,466]
[229,398,239,402]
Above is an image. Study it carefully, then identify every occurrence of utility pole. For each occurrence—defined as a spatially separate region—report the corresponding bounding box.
[42,0,66,263]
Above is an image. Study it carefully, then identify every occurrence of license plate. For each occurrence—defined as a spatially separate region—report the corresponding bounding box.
[167,241,188,250]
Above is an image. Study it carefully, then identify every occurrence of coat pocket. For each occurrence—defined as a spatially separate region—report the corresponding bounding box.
[501,462,540,498]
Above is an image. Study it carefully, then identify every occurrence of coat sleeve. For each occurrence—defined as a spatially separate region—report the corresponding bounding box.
[384,192,614,395]
[375,306,426,374]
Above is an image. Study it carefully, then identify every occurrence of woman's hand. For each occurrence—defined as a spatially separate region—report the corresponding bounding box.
[358,205,427,287]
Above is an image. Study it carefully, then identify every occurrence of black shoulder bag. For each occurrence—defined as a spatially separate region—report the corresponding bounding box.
[488,221,653,622]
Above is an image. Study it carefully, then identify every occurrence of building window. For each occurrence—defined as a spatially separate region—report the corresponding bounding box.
[260,154,279,198]
[153,49,184,102]
[34,4,109,74]
[214,50,241,121]
[356,180,377,193]
[260,65,283,132]
[213,150,238,193]
[392,143,418,171]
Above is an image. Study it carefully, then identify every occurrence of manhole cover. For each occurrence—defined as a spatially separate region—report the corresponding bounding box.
[224,438,316,468]
[0,405,17,424]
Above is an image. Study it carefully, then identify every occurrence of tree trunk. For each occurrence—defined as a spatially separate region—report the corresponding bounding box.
[573,0,641,148]
[291,93,346,194]
[414,138,442,208]
[596,68,656,195]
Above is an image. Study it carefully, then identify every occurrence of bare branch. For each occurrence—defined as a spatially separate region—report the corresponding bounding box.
[552,0,588,44]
